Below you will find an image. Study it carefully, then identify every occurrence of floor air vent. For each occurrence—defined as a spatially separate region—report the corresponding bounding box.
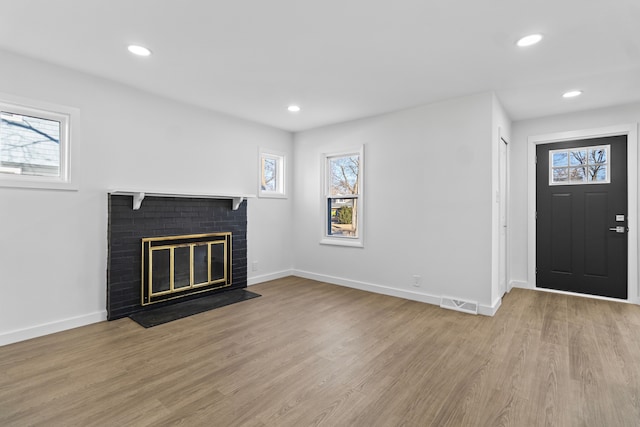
[440,297,478,315]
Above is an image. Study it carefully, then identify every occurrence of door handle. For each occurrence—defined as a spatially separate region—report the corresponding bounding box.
[609,226,626,233]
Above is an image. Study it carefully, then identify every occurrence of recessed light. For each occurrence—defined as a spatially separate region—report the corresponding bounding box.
[127,45,152,56]
[287,105,301,113]
[516,34,543,47]
[562,90,583,98]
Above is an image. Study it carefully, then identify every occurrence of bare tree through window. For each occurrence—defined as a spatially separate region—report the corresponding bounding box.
[550,145,609,185]
[261,157,276,191]
[1,112,61,177]
[259,151,285,197]
[328,154,360,237]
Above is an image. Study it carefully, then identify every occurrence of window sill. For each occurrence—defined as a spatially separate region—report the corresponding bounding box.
[0,176,78,191]
[320,238,364,248]
[258,192,287,199]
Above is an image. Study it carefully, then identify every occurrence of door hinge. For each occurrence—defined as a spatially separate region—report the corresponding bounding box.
[535,155,537,165]
[535,211,537,220]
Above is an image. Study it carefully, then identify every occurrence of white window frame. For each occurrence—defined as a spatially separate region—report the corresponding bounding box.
[0,93,79,191]
[548,144,610,186]
[321,145,364,247]
[258,149,286,198]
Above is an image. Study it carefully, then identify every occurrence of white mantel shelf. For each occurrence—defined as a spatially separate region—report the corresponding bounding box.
[109,190,255,211]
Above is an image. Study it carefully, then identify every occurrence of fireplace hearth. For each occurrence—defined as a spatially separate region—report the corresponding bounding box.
[107,194,247,320]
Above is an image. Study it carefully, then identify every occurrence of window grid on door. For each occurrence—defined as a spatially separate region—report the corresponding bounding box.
[549,144,610,185]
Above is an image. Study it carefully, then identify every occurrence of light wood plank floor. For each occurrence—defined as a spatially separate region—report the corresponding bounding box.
[2,277,640,426]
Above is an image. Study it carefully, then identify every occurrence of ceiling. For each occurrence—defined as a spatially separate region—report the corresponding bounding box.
[0,0,639,132]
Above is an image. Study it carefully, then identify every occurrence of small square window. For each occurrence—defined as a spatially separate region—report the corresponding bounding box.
[1,112,61,177]
[552,168,568,183]
[589,148,606,164]
[258,149,286,198]
[589,165,607,182]
[552,152,568,167]
[569,150,587,166]
[569,166,586,183]
[0,94,78,190]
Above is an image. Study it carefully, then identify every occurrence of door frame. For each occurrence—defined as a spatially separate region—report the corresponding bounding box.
[499,132,509,296]
[527,124,639,303]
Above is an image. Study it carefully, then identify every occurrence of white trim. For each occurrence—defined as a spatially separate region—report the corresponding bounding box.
[109,190,254,211]
[0,310,107,347]
[319,238,364,248]
[258,148,287,198]
[293,269,500,316]
[247,269,294,286]
[321,145,364,247]
[484,297,502,316]
[510,280,529,290]
[498,129,509,298]
[548,144,610,186]
[527,123,639,303]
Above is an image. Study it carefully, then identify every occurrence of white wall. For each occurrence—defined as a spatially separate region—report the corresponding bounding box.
[292,93,500,313]
[0,49,293,345]
[509,103,640,300]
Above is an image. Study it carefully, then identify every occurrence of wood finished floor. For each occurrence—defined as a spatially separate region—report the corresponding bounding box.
[1,277,640,426]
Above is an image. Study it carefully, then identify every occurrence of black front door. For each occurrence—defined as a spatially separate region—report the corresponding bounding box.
[536,135,627,299]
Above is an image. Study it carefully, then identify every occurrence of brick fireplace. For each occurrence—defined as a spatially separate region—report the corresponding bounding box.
[107,194,248,320]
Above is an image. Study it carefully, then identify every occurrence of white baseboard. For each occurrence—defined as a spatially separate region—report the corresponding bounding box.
[0,310,107,347]
[293,269,499,316]
[248,269,294,286]
[510,280,531,290]
[481,297,502,316]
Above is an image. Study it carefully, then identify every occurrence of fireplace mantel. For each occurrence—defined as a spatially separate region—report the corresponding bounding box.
[109,190,255,210]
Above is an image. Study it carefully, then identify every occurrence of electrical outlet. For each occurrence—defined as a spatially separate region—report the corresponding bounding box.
[412,275,421,287]
[252,261,259,272]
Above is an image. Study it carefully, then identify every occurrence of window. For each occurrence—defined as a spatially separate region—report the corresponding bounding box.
[258,149,285,198]
[549,145,610,185]
[322,146,364,247]
[0,94,78,190]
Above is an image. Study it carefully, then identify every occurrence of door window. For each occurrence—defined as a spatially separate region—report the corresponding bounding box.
[549,144,609,185]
